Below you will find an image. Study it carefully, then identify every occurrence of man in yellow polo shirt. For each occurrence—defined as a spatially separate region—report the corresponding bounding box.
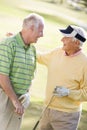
[37,25,87,130]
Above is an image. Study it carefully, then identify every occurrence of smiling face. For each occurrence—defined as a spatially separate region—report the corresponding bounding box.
[61,36,80,55]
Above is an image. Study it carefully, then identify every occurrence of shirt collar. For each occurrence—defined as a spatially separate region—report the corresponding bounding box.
[64,49,82,57]
[15,32,30,49]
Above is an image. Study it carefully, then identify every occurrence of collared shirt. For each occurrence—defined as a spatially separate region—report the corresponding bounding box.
[37,48,87,112]
[64,49,82,57]
[0,33,36,94]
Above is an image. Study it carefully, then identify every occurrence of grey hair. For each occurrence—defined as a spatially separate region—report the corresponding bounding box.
[22,13,44,29]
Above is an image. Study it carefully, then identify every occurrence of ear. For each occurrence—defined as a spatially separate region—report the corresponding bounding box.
[30,25,35,31]
[75,40,80,46]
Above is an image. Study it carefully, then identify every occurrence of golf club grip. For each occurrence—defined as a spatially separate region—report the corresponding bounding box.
[33,120,39,130]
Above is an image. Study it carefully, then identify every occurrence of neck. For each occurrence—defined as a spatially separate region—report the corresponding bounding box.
[20,32,30,45]
[65,48,81,56]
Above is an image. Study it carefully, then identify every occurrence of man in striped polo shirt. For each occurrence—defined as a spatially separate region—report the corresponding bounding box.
[0,13,44,130]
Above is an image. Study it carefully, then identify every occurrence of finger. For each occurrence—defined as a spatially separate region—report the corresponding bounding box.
[15,107,24,115]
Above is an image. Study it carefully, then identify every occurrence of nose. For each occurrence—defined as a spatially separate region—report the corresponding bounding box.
[61,37,64,42]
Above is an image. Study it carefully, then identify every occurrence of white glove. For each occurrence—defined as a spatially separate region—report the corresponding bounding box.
[19,93,30,109]
[53,86,69,97]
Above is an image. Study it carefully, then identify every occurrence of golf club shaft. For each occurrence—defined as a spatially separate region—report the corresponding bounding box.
[32,95,54,130]
[33,120,39,130]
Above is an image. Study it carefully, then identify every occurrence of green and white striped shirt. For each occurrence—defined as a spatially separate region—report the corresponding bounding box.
[0,33,36,94]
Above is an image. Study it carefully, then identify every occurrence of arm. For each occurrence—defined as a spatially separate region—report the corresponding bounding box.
[68,65,87,102]
[37,48,60,65]
[0,40,24,115]
[0,74,24,115]
[57,64,87,102]
[37,52,49,66]
[53,85,87,102]
[68,87,87,102]
[37,49,54,66]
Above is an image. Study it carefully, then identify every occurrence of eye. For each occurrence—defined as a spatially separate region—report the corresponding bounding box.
[40,31,43,35]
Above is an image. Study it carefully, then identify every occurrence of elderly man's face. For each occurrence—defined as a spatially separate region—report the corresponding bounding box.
[29,24,44,44]
[61,37,78,53]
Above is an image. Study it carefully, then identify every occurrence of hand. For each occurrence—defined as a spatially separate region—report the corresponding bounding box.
[53,86,69,97]
[12,100,24,115]
[19,93,30,109]
[6,32,13,37]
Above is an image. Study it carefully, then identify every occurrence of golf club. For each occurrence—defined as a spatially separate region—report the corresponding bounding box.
[32,86,58,130]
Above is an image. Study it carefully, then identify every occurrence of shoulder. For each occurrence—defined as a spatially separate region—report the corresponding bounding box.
[49,47,64,55]
[30,45,36,52]
[0,35,17,47]
[79,52,87,67]
[80,52,87,61]
[30,44,36,49]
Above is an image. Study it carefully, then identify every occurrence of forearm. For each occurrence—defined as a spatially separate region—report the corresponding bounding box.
[0,74,18,103]
[0,74,24,115]
[68,89,87,102]
[54,86,87,102]
[37,52,49,66]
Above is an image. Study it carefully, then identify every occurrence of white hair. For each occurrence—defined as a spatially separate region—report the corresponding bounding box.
[72,37,83,46]
[71,25,87,45]
[22,13,44,29]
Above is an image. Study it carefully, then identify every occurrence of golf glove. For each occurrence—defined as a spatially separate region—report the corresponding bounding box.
[19,93,30,109]
[53,86,69,97]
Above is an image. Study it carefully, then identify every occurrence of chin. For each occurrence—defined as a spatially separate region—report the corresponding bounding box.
[62,46,65,50]
[31,40,37,43]
[35,40,38,43]
[34,41,37,43]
